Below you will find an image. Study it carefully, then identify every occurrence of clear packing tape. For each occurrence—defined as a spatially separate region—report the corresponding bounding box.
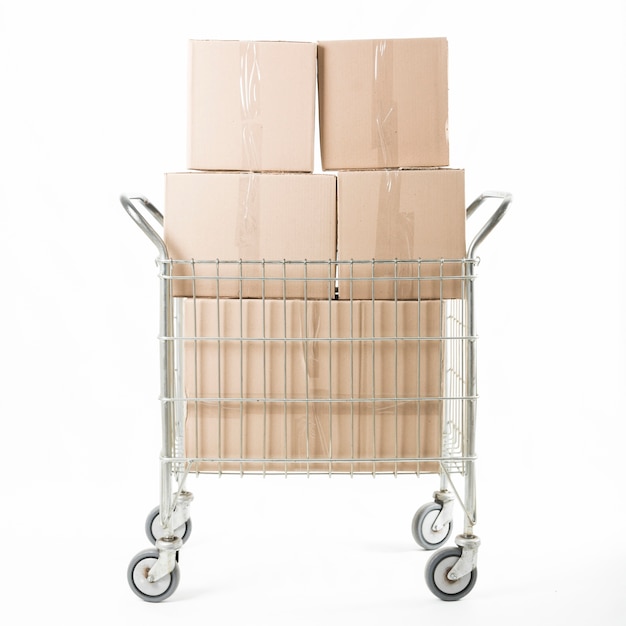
[373,41,414,289]
[372,40,398,166]
[237,42,262,258]
[239,41,262,171]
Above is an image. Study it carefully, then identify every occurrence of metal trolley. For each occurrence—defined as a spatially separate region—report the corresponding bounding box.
[120,190,512,602]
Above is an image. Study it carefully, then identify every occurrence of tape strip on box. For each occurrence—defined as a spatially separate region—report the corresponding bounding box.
[371,40,398,166]
[239,41,263,171]
[236,173,261,260]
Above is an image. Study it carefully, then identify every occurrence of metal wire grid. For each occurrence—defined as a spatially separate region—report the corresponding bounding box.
[442,298,468,475]
[162,259,475,477]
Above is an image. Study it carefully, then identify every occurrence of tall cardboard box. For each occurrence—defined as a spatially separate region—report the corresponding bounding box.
[188,40,317,172]
[348,300,443,473]
[337,168,466,300]
[317,38,449,170]
[182,298,444,473]
[164,172,337,299]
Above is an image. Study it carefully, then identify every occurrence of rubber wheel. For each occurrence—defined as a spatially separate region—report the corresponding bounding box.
[145,506,192,545]
[425,547,477,601]
[411,502,453,550]
[127,549,180,602]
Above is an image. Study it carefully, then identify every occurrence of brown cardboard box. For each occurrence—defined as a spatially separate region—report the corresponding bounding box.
[182,298,443,473]
[317,38,449,170]
[337,168,466,300]
[182,299,352,472]
[188,40,316,172]
[164,171,337,299]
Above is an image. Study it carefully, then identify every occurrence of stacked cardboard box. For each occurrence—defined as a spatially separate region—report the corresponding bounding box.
[166,40,335,299]
[317,38,466,299]
[165,171,336,299]
[164,38,463,473]
[182,298,443,473]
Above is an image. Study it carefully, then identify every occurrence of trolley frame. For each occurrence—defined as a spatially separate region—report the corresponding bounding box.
[120,190,512,602]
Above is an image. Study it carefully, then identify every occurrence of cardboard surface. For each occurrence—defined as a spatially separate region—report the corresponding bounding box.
[188,40,316,172]
[182,298,444,473]
[337,168,466,300]
[164,172,337,298]
[318,38,449,170]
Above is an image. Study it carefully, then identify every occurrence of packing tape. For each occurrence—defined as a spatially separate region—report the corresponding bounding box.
[375,170,415,297]
[236,173,261,259]
[372,41,413,294]
[239,41,262,171]
[372,40,398,167]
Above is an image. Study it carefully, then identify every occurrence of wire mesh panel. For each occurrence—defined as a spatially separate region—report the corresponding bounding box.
[163,259,475,476]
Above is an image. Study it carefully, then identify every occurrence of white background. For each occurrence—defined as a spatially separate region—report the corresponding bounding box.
[1,0,625,623]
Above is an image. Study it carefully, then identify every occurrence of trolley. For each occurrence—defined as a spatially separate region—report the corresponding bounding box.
[120,190,512,602]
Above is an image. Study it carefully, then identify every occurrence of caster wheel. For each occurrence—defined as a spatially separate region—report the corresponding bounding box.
[425,547,477,601]
[127,549,180,603]
[411,502,453,550]
[145,506,192,545]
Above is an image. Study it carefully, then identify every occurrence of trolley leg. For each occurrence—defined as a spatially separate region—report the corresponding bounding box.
[159,463,194,536]
[457,261,480,538]
[462,457,477,537]
[160,461,175,535]
[170,490,193,530]
[446,457,480,581]
[448,258,481,582]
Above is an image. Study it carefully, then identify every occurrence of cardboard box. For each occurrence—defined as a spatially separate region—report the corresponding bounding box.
[182,298,443,473]
[337,168,466,300]
[164,172,337,299]
[317,38,449,170]
[188,40,316,172]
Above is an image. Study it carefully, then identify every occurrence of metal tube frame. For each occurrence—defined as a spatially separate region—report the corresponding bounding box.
[120,190,512,585]
[121,195,189,582]
[448,191,512,582]
[462,191,512,537]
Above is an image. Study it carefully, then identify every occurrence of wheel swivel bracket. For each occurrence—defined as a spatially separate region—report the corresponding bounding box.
[448,534,480,581]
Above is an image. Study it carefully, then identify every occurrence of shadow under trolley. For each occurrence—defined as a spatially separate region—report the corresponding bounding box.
[120,190,512,602]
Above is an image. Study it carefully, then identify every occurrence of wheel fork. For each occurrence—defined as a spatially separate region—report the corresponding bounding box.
[147,537,183,583]
[148,490,193,583]
[447,535,480,581]
[166,490,194,532]
[432,490,454,533]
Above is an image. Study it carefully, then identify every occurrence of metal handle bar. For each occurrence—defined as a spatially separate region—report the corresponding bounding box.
[466,191,512,258]
[120,194,168,259]
[121,190,512,261]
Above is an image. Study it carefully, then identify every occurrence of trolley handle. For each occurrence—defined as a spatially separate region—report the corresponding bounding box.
[466,191,512,258]
[121,190,512,261]
[120,194,168,259]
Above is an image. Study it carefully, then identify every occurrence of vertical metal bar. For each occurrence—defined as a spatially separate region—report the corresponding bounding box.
[304,260,310,475]
[215,261,222,475]
[439,260,448,491]
[371,260,377,476]
[191,261,199,470]
[349,261,355,476]
[239,261,244,476]
[328,260,333,476]
[464,259,478,535]
[159,257,174,533]
[441,297,449,480]
[191,261,200,475]
[393,260,398,476]
[216,260,223,473]
[282,262,288,477]
[172,296,184,475]
[417,260,422,477]
[262,260,267,476]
